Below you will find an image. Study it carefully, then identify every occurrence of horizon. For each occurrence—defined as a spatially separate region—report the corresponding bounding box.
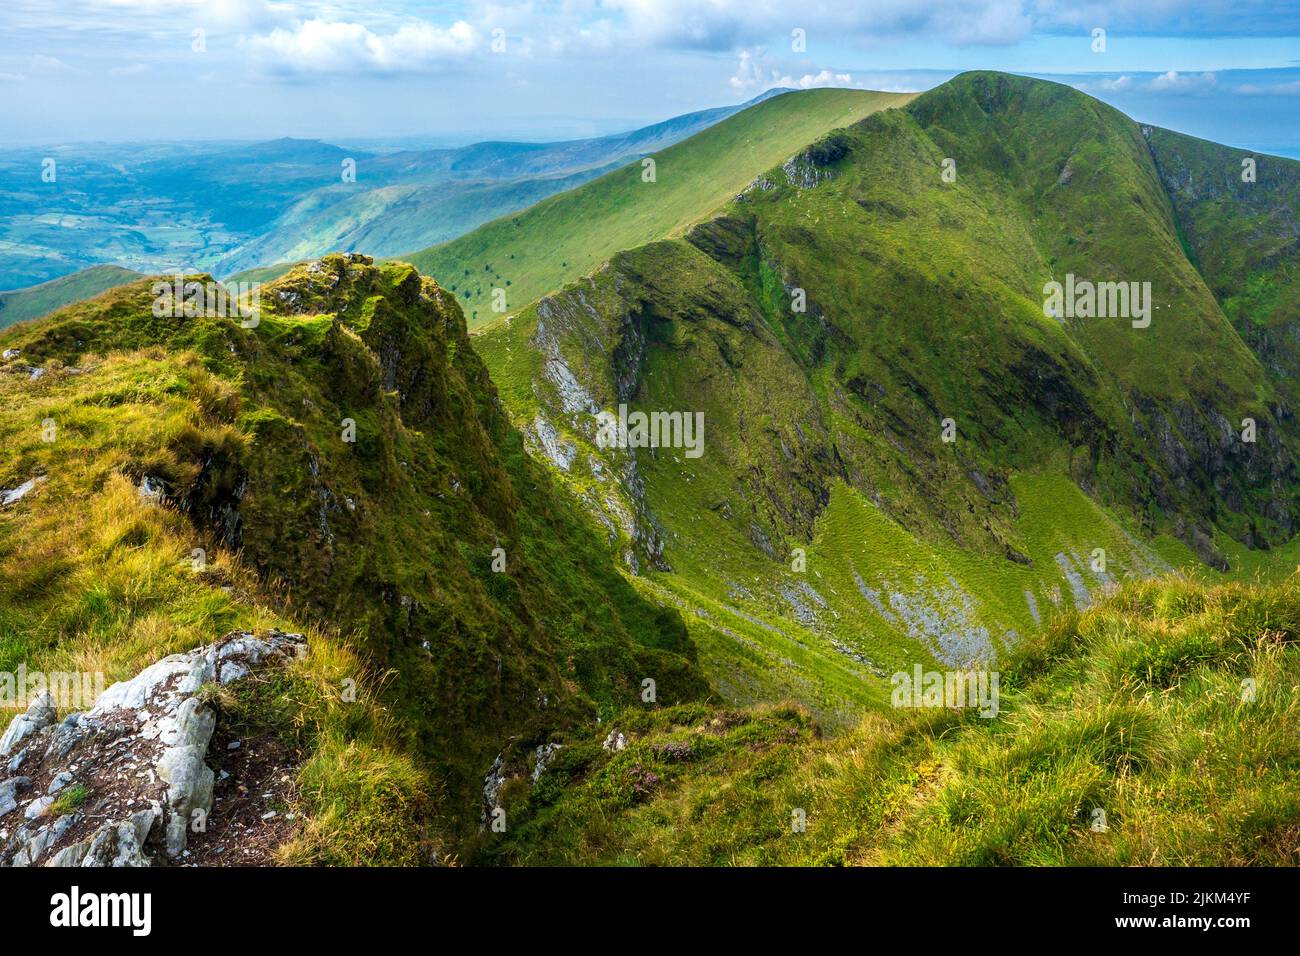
[6,73,1300,161]
[3,2,1300,154]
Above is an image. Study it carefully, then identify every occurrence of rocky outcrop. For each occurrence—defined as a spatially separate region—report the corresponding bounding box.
[0,630,304,867]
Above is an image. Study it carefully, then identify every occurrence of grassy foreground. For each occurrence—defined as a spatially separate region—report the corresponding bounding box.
[481,572,1300,865]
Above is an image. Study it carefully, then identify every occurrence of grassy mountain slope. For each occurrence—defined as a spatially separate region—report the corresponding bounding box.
[482,572,1300,866]
[469,71,1300,725]
[405,88,916,325]
[1145,125,1300,402]
[0,265,139,330]
[0,254,707,850]
[213,98,794,278]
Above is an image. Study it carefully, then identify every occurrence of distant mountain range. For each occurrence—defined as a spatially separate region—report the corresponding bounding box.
[0,90,790,295]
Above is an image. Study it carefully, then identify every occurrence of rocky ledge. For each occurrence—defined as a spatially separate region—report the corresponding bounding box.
[0,630,304,867]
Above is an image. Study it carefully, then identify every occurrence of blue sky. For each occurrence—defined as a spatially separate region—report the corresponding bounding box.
[2,1,1299,154]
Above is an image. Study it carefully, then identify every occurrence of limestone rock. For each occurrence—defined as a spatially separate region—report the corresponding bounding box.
[0,630,304,867]
[0,691,56,756]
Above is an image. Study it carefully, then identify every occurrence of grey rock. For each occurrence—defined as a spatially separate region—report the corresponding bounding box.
[6,747,30,774]
[0,691,56,756]
[532,743,562,782]
[0,478,40,507]
[156,744,213,856]
[24,795,54,820]
[218,661,248,684]
[81,822,150,867]
[0,776,31,817]
[3,629,304,867]
[45,841,90,867]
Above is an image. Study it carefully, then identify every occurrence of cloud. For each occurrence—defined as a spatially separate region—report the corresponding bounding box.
[110,62,151,75]
[1073,70,1223,96]
[29,54,81,73]
[607,0,1038,51]
[243,17,479,74]
[1073,74,1131,92]
[1147,69,1217,92]
[729,49,856,92]
[1234,79,1300,95]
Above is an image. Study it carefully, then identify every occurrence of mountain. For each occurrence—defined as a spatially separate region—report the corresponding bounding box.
[463,71,1300,725]
[216,91,793,280]
[0,93,787,292]
[444,70,1300,864]
[1143,125,1300,403]
[216,166,613,279]
[0,254,705,858]
[0,265,139,330]
[2,72,1297,868]
[405,88,916,324]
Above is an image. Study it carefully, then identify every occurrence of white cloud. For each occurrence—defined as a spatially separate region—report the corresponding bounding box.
[728,49,764,90]
[1234,79,1300,95]
[30,54,80,73]
[1073,74,1131,93]
[729,48,857,93]
[110,62,151,75]
[243,17,479,74]
[1147,70,1217,92]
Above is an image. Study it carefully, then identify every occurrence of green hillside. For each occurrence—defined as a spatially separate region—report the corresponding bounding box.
[0,254,706,855]
[405,88,916,325]
[216,167,612,278]
[3,71,1297,869]
[1145,125,1300,403]
[0,265,139,330]
[468,71,1300,726]
[481,571,1300,866]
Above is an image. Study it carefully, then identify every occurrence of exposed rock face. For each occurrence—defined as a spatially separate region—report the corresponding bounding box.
[0,630,304,867]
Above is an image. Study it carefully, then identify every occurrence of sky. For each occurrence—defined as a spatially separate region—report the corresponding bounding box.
[2,1,1300,154]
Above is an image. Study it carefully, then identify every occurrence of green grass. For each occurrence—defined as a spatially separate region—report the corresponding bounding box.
[0,253,710,857]
[463,71,1300,743]
[405,88,914,325]
[47,783,91,817]
[0,265,140,330]
[1146,125,1300,407]
[3,72,1298,868]
[481,572,1300,865]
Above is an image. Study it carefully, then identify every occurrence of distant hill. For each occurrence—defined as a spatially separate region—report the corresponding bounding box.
[214,91,791,277]
[0,265,139,330]
[0,92,788,291]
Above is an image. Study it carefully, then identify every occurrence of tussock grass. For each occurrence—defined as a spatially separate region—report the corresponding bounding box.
[483,572,1300,866]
